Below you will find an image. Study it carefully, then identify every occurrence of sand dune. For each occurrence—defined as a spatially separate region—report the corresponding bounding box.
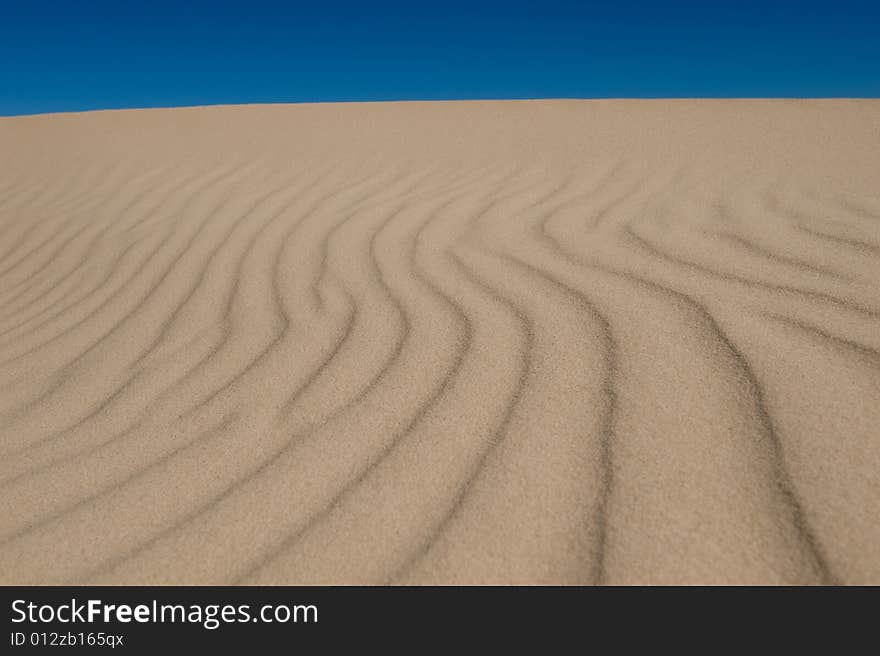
[0,100,878,584]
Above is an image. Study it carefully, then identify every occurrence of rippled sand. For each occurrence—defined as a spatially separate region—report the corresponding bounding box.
[0,100,878,584]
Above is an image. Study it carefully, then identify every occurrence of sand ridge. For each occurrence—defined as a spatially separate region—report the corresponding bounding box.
[0,100,878,584]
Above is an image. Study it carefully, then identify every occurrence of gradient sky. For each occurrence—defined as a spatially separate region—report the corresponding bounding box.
[2,0,879,115]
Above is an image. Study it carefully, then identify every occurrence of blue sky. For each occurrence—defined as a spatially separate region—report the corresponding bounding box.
[2,0,878,115]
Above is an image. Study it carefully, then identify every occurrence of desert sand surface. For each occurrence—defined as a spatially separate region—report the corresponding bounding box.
[0,100,878,585]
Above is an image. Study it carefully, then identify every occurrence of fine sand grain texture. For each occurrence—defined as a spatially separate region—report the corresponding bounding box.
[0,100,878,584]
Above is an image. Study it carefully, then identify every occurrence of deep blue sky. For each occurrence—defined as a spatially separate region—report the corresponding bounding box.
[2,0,878,115]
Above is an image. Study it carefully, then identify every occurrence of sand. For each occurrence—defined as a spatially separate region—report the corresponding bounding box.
[0,100,878,585]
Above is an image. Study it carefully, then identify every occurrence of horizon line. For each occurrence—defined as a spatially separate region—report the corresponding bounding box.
[4,96,880,118]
